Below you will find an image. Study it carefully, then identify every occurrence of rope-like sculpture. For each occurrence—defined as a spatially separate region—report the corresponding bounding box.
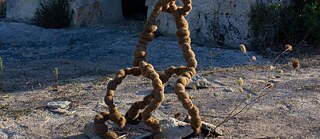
[94,0,202,138]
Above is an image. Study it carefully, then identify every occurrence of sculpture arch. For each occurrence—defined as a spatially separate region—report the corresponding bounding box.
[94,0,202,138]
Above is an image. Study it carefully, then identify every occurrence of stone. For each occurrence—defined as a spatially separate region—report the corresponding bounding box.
[152,110,168,121]
[213,80,226,86]
[183,115,192,123]
[6,0,44,22]
[6,0,123,25]
[270,79,282,83]
[49,108,69,114]
[201,121,223,136]
[268,75,276,79]
[70,0,123,26]
[0,132,8,139]
[47,101,71,109]
[145,0,291,48]
[85,115,223,138]
[223,87,234,92]
[275,75,282,78]
[84,117,193,139]
[186,75,213,89]
[84,122,104,139]
[160,117,194,138]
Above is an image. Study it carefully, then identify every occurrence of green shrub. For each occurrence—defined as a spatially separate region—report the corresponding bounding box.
[301,1,320,44]
[249,3,282,52]
[33,0,72,29]
[249,1,320,52]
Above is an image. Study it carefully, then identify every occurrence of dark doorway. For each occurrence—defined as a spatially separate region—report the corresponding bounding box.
[122,0,147,20]
[0,0,6,17]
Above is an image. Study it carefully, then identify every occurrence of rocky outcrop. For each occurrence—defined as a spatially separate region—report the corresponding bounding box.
[146,0,291,48]
[6,0,44,21]
[71,0,123,26]
[5,0,123,25]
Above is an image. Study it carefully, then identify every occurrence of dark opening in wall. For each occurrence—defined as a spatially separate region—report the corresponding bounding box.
[0,0,6,17]
[122,0,147,20]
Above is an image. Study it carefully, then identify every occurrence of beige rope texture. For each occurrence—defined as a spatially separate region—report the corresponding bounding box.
[94,0,202,138]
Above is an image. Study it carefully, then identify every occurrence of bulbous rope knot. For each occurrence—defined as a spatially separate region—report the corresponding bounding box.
[94,0,202,138]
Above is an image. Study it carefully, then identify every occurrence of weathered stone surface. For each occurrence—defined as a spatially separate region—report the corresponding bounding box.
[160,117,194,138]
[223,87,235,92]
[6,0,123,25]
[84,122,104,139]
[202,121,223,136]
[186,75,214,89]
[0,132,8,139]
[6,0,45,22]
[47,101,71,109]
[49,108,71,114]
[84,117,194,139]
[70,0,123,26]
[146,0,291,48]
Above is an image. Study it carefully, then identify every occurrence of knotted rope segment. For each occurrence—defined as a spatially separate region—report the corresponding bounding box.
[94,0,202,138]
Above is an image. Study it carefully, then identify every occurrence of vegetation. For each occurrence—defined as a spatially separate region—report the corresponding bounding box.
[249,0,320,52]
[54,67,59,85]
[33,0,72,29]
[213,43,298,130]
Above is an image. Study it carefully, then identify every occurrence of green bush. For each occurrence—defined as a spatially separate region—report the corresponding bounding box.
[249,1,320,52]
[249,3,282,52]
[301,1,320,44]
[33,0,72,29]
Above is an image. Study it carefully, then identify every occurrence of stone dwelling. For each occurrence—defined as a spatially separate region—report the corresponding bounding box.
[3,0,291,48]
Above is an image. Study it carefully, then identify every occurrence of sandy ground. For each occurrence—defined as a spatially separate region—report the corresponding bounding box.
[0,21,319,138]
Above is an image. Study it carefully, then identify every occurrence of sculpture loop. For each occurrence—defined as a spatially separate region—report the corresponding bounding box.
[94,0,202,138]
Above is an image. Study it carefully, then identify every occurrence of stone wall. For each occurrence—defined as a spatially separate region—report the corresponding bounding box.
[5,0,123,25]
[4,0,292,48]
[6,0,42,21]
[70,0,123,26]
[146,0,291,48]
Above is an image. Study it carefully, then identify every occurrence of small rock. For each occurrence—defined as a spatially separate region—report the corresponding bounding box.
[84,122,103,139]
[207,109,216,117]
[48,86,59,92]
[174,112,182,119]
[254,79,266,83]
[160,117,193,138]
[223,87,234,92]
[277,69,284,74]
[213,80,225,86]
[50,108,69,114]
[0,132,8,139]
[186,75,214,89]
[183,115,191,123]
[270,79,281,83]
[66,110,76,116]
[152,110,168,121]
[275,75,282,78]
[201,121,223,136]
[47,101,71,109]
[268,75,276,79]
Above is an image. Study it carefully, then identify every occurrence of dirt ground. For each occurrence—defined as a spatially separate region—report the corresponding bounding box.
[0,21,319,139]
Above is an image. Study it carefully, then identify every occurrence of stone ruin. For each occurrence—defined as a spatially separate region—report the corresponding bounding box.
[93,0,202,138]
[4,0,292,47]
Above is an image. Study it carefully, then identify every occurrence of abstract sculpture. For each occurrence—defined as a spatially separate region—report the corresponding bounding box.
[94,0,201,138]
